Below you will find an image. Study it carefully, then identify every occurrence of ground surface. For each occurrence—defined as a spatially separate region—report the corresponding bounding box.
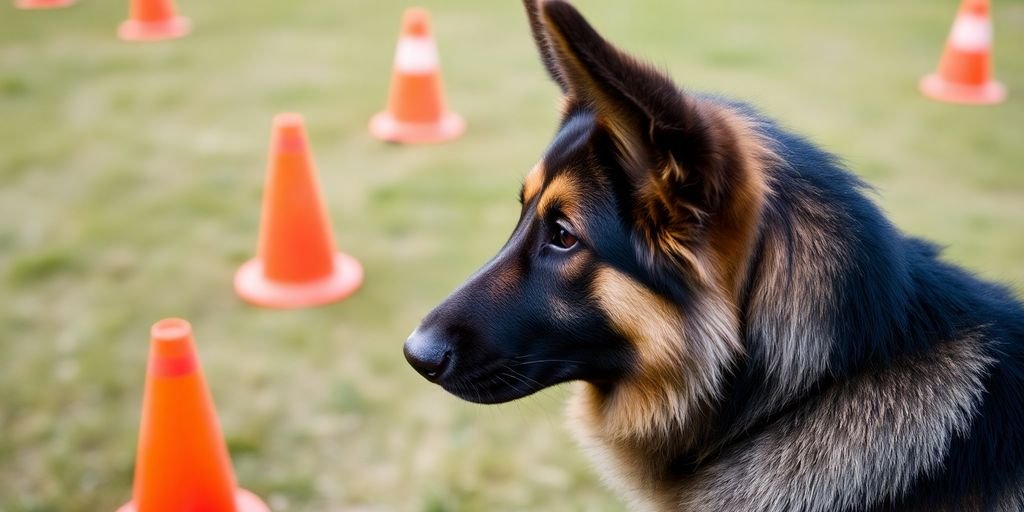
[1,1,1022,511]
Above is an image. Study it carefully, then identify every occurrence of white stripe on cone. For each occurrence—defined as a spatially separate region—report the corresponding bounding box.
[394,36,439,75]
[949,14,992,52]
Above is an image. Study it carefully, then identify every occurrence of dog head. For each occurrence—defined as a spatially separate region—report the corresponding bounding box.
[405,0,769,411]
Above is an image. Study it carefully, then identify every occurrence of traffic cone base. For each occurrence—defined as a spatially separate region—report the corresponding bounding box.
[118,15,190,41]
[15,0,74,9]
[369,110,465,144]
[117,488,271,512]
[920,73,1006,105]
[235,251,364,309]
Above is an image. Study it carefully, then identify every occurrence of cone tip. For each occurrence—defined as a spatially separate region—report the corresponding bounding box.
[272,113,307,153]
[149,318,196,365]
[152,318,192,343]
[402,8,432,37]
[273,112,305,129]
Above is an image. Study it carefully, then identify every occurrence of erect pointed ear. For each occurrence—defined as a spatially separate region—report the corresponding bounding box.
[532,1,769,284]
[533,1,731,202]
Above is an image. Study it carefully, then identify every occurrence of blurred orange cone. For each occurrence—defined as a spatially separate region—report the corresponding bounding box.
[118,0,190,42]
[116,319,270,512]
[14,0,75,10]
[235,113,363,309]
[920,0,1006,104]
[370,8,465,144]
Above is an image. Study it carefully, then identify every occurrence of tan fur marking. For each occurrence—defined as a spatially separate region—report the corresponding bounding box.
[536,174,582,219]
[592,267,689,400]
[571,268,691,510]
[569,267,743,511]
[522,162,545,205]
[589,269,744,430]
[700,105,774,299]
[481,259,521,300]
[557,95,573,117]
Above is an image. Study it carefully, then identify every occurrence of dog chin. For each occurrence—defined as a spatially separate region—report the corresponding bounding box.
[441,376,546,405]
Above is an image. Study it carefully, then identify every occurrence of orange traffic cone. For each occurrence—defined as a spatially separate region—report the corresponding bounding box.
[117,319,270,512]
[920,0,1006,105]
[118,0,190,42]
[14,0,74,10]
[235,113,363,309]
[370,8,465,144]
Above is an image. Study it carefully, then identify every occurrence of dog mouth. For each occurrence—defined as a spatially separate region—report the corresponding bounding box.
[436,362,551,404]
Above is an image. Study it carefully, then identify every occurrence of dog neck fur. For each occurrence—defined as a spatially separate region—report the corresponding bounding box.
[566,102,775,510]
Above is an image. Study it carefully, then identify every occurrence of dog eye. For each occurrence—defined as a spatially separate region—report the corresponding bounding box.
[550,225,578,250]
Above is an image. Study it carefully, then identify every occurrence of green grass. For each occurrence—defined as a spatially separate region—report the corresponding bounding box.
[1,0,1022,510]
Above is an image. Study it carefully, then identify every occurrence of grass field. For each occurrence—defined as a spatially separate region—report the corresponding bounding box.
[1,0,1022,510]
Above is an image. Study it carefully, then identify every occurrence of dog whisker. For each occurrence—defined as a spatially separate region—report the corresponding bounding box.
[502,365,546,389]
[495,372,527,396]
[498,370,533,393]
[510,359,584,367]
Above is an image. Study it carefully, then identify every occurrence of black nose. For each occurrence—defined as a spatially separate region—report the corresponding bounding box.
[404,328,451,383]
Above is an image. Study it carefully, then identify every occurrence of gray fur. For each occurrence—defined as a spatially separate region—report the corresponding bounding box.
[674,333,994,512]
[732,187,852,435]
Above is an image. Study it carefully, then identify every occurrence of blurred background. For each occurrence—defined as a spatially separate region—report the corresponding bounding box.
[1,0,1022,511]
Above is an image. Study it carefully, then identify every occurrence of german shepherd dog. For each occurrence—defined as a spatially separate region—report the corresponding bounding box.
[403,1,1024,510]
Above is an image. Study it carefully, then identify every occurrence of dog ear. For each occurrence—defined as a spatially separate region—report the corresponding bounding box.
[539,1,688,164]
[534,1,757,278]
[536,1,734,204]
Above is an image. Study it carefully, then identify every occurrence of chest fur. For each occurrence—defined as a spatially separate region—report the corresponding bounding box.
[567,334,994,512]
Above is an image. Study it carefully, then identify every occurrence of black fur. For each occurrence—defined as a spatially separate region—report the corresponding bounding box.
[705,110,1024,509]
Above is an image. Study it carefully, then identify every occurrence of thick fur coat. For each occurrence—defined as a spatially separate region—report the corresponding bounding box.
[403,2,1024,510]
